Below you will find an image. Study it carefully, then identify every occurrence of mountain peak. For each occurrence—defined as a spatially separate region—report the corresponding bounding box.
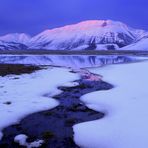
[30,19,145,50]
[75,20,121,26]
[0,33,31,44]
[43,20,128,33]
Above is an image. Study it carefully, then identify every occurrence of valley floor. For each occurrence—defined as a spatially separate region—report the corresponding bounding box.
[0,59,148,148]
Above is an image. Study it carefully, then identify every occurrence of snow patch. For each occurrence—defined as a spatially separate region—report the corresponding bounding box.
[14,134,44,148]
[0,67,79,140]
[73,61,148,148]
[14,134,28,146]
[61,81,79,87]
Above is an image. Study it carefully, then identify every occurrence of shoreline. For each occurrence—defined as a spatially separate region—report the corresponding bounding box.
[0,50,148,56]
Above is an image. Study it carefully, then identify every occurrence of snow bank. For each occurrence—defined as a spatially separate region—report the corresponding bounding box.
[0,67,79,140]
[73,61,148,148]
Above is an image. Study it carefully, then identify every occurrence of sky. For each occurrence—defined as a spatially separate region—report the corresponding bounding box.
[0,0,148,36]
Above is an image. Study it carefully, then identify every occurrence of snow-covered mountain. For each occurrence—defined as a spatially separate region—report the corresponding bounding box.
[0,20,148,51]
[0,33,30,44]
[29,20,147,50]
[0,40,28,50]
[0,33,30,50]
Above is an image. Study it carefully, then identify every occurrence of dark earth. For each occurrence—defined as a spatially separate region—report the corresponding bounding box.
[0,49,148,56]
[0,64,41,76]
[0,64,113,148]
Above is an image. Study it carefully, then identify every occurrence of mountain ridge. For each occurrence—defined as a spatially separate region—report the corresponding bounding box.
[0,20,148,51]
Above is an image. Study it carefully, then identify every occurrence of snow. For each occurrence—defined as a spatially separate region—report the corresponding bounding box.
[14,134,44,148]
[0,33,31,44]
[0,33,30,50]
[73,60,148,148]
[61,81,79,87]
[0,20,147,51]
[72,45,89,50]
[96,44,119,50]
[29,20,146,50]
[122,37,148,51]
[14,134,28,146]
[29,140,44,148]
[0,67,79,140]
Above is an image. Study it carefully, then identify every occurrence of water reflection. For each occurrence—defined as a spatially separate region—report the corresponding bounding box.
[0,55,144,68]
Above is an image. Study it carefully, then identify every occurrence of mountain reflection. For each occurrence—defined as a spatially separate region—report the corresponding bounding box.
[0,55,140,68]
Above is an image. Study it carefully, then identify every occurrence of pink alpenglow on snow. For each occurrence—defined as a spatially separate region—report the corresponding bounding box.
[78,69,102,81]
[0,20,148,51]
[29,20,147,50]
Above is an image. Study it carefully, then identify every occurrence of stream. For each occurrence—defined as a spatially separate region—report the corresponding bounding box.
[0,70,113,148]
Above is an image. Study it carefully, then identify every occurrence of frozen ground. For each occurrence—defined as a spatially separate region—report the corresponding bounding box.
[74,60,148,148]
[0,67,79,140]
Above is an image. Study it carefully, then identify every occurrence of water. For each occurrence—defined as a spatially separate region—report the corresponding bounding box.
[0,55,144,68]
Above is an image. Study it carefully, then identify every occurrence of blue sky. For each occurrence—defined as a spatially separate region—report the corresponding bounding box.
[0,0,147,36]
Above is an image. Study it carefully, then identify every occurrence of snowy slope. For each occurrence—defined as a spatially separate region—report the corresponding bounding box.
[0,33,30,50]
[0,33,30,44]
[121,37,148,50]
[0,40,28,50]
[29,20,147,50]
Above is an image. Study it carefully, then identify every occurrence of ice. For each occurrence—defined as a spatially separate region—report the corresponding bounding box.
[0,67,79,140]
[73,61,148,148]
